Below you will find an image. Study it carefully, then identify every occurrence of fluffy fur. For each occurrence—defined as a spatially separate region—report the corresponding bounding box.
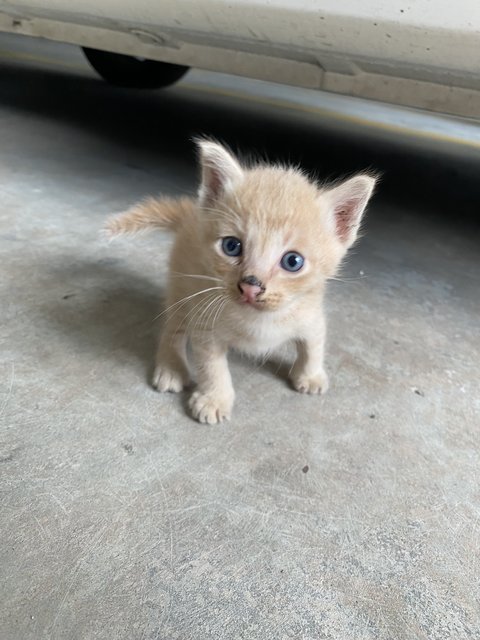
[106,140,377,424]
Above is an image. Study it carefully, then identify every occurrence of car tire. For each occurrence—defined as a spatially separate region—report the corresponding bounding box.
[82,48,189,89]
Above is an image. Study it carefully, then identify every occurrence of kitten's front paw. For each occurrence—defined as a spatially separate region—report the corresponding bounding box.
[188,390,233,424]
[152,365,189,393]
[291,371,329,395]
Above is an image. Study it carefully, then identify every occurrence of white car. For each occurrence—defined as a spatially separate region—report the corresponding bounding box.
[0,0,479,119]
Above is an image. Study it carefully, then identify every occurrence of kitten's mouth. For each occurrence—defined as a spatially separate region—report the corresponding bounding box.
[237,295,266,310]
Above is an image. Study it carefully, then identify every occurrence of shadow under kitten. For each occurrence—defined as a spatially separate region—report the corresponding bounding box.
[41,258,161,380]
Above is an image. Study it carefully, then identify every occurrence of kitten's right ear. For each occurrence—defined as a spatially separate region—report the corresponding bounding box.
[195,139,244,205]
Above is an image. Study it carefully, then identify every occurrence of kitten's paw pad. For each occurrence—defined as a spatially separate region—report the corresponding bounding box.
[291,372,329,395]
[188,391,233,424]
[152,366,188,393]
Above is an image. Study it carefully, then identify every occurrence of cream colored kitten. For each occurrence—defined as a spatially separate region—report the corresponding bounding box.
[106,140,376,424]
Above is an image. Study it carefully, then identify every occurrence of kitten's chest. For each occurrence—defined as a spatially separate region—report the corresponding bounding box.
[225,310,296,355]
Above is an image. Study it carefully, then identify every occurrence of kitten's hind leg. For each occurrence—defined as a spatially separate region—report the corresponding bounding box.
[153,326,190,393]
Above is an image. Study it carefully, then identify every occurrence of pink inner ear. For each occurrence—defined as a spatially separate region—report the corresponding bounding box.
[335,198,360,243]
[328,174,376,246]
[206,166,223,202]
[198,141,244,204]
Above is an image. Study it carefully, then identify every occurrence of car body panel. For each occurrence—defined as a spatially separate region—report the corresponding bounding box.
[0,1,479,118]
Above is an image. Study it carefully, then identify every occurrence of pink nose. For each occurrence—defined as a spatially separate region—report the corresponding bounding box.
[238,282,262,303]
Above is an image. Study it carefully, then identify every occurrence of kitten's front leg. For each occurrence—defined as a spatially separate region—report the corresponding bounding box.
[188,338,234,424]
[153,325,190,393]
[290,318,329,395]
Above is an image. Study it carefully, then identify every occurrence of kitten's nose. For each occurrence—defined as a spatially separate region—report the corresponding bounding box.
[238,275,264,303]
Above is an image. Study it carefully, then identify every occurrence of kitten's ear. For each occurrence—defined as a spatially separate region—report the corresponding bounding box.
[325,174,377,248]
[196,139,244,204]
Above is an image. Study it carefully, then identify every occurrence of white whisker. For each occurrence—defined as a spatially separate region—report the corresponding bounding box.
[211,297,229,330]
[328,275,367,283]
[185,295,218,336]
[183,292,221,334]
[152,286,224,323]
[194,294,225,333]
[171,271,222,283]
[203,294,228,332]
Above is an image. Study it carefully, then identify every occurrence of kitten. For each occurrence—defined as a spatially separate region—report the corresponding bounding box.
[106,140,377,424]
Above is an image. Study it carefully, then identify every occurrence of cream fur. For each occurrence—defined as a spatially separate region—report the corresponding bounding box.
[105,141,377,424]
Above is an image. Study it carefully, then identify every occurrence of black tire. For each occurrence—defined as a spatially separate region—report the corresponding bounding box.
[82,47,189,89]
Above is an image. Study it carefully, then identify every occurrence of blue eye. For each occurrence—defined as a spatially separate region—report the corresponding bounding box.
[221,236,242,257]
[281,251,304,272]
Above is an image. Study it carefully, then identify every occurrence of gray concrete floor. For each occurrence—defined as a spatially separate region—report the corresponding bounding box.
[1,35,480,640]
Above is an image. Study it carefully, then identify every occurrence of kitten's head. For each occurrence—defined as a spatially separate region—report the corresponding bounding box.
[196,139,377,313]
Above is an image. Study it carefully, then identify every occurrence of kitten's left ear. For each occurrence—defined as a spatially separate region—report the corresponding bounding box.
[195,139,244,205]
[325,174,377,248]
